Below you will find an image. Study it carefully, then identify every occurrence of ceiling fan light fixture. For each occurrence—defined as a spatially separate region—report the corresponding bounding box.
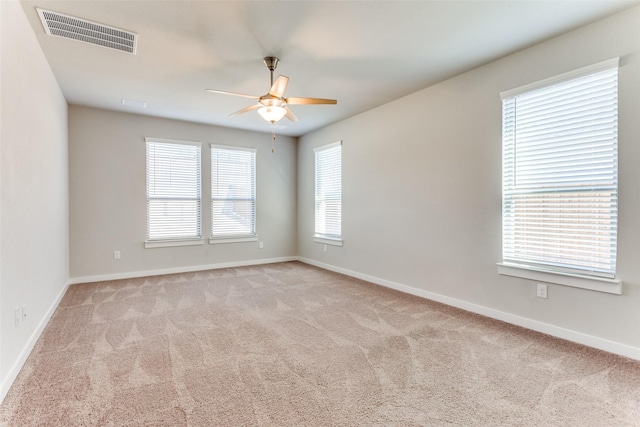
[258,105,287,123]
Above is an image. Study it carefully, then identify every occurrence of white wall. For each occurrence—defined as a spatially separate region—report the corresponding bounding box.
[68,106,297,279]
[298,6,640,355]
[0,0,69,398]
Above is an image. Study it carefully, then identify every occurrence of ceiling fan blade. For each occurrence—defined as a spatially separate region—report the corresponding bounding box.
[285,97,337,105]
[269,75,289,98]
[284,106,299,122]
[206,89,259,99]
[229,103,260,117]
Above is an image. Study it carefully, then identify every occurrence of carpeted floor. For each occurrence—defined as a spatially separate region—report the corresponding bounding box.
[1,261,639,426]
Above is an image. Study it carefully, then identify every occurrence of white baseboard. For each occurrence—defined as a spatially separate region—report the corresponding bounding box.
[69,256,298,285]
[0,279,71,404]
[297,257,640,361]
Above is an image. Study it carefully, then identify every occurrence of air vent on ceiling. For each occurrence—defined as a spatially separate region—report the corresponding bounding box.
[37,8,137,54]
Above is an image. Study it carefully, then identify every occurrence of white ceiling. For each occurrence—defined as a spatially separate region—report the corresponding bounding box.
[20,0,639,137]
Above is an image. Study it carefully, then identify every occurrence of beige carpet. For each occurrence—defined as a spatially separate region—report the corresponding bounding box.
[1,261,639,426]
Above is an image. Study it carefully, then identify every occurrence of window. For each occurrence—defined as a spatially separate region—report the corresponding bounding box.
[314,141,342,245]
[500,59,619,291]
[210,145,256,242]
[145,138,202,247]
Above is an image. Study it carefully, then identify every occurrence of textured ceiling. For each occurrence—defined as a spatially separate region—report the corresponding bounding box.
[20,1,639,137]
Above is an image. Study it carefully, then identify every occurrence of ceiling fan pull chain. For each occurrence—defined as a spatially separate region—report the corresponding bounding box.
[272,127,277,153]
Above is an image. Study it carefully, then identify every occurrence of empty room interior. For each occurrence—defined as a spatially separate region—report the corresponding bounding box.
[2,0,640,425]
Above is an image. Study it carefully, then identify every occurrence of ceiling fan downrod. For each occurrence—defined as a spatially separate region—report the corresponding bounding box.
[263,56,279,87]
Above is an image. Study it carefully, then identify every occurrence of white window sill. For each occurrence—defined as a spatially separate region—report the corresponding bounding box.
[313,236,343,247]
[209,236,258,244]
[497,262,622,295]
[145,238,204,248]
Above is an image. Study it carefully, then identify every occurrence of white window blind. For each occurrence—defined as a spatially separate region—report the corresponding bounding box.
[211,145,256,239]
[146,138,201,241]
[315,141,342,239]
[501,59,618,278]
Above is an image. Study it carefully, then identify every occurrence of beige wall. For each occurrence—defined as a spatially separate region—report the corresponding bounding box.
[1,1,69,395]
[298,7,640,352]
[68,107,297,279]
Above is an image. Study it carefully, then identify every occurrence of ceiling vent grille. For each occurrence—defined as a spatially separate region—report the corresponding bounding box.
[37,8,137,54]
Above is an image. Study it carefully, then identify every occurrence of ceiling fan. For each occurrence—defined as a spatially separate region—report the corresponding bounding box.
[206,57,337,125]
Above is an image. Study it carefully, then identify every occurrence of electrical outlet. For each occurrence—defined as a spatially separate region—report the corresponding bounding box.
[259,242,264,249]
[536,283,548,299]
[114,250,121,259]
[323,244,327,252]
[15,307,21,327]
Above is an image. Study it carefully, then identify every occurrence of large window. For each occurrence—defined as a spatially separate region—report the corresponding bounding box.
[314,141,342,244]
[501,59,619,285]
[146,138,202,246]
[211,144,256,242]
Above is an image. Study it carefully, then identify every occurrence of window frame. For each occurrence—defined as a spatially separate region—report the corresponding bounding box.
[145,137,203,248]
[209,144,257,244]
[313,141,343,246]
[497,58,621,294]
